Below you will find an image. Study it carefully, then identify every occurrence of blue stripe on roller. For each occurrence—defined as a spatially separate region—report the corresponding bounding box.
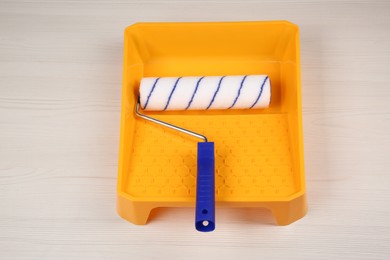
[163,77,182,111]
[228,75,247,109]
[207,76,225,110]
[186,76,204,110]
[249,76,268,109]
[143,77,160,109]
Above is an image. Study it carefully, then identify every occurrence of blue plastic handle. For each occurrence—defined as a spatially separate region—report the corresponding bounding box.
[195,142,215,232]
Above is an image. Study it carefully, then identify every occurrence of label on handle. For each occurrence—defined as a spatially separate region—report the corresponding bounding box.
[195,142,215,232]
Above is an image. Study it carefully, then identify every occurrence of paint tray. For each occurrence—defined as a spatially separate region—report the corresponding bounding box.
[117,21,307,226]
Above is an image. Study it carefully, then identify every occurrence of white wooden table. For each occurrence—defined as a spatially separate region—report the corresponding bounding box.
[1,1,389,259]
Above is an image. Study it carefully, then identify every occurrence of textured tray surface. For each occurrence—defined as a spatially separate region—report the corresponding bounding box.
[126,113,296,200]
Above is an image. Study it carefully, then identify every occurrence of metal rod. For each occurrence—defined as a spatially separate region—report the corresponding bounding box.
[135,99,208,142]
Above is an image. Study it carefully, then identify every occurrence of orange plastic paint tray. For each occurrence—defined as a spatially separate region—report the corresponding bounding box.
[117,21,307,227]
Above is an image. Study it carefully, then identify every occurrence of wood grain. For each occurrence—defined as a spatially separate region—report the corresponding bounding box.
[1,0,390,259]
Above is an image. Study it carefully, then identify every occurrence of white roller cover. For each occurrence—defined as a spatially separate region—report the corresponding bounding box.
[139,75,271,111]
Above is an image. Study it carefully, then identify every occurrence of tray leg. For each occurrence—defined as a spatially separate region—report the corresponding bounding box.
[117,195,153,225]
[270,194,308,225]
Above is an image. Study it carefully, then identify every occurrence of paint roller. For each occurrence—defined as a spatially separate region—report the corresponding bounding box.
[135,75,271,232]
